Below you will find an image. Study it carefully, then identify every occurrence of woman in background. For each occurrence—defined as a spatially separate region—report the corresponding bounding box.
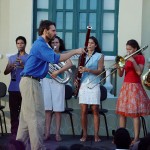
[41,36,72,141]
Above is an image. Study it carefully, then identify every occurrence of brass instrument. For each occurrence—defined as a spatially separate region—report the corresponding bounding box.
[143,69,150,90]
[48,45,72,84]
[48,62,72,84]
[87,45,149,89]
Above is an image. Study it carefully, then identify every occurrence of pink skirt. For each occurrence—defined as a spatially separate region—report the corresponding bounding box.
[116,82,150,118]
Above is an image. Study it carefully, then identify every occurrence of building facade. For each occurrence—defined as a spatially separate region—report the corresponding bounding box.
[0,0,150,136]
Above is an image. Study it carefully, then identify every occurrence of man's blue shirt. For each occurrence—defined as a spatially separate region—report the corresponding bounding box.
[21,36,60,79]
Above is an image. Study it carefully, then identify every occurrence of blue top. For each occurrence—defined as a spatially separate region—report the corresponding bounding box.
[20,36,60,79]
[8,53,28,91]
[81,52,102,84]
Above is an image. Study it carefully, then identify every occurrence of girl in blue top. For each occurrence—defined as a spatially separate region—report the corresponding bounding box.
[78,36,104,142]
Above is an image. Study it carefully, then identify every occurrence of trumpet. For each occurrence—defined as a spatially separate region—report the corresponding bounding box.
[87,45,149,89]
[143,69,150,90]
[48,62,72,84]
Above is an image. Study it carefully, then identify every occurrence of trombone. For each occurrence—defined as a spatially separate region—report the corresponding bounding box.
[87,45,149,89]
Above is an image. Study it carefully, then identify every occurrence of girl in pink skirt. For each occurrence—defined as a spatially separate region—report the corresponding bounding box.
[116,39,150,145]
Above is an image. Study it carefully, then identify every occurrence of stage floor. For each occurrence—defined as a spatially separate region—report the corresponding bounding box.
[0,134,116,150]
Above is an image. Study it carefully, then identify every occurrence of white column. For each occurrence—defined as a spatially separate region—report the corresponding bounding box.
[104,68,114,98]
[104,56,115,98]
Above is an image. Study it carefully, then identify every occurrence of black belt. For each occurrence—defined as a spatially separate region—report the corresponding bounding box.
[23,75,40,82]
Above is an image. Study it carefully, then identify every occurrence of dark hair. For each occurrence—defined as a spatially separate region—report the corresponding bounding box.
[16,36,27,45]
[138,133,150,150]
[80,146,92,150]
[126,39,142,55]
[7,139,25,150]
[89,36,101,53]
[113,128,131,149]
[55,146,69,150]
[38,20,56,36]
[70,144,84,150]
[49,36,66,52]
[91,147,101,150]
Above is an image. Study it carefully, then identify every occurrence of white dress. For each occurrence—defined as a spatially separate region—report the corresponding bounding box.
[79,52,102,105]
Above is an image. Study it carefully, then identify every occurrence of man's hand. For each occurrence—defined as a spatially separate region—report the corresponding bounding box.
[75,48,85,55]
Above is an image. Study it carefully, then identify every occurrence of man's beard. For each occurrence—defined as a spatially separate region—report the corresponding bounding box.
[49,35,56,43]
[51,35,56,41]
[47,35,55,42]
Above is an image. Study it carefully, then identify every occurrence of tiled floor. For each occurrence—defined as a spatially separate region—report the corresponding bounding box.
[0,134,116,150]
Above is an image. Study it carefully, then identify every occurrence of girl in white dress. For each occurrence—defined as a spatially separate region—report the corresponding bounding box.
[41,36,72,141]
[78,36,104,142]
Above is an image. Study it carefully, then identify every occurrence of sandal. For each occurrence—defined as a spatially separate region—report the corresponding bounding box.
[55,135,62,142]
[94,136,101,142]
[80,136,87,142]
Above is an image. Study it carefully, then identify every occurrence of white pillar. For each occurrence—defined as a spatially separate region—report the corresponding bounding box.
[104,68,114,98]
